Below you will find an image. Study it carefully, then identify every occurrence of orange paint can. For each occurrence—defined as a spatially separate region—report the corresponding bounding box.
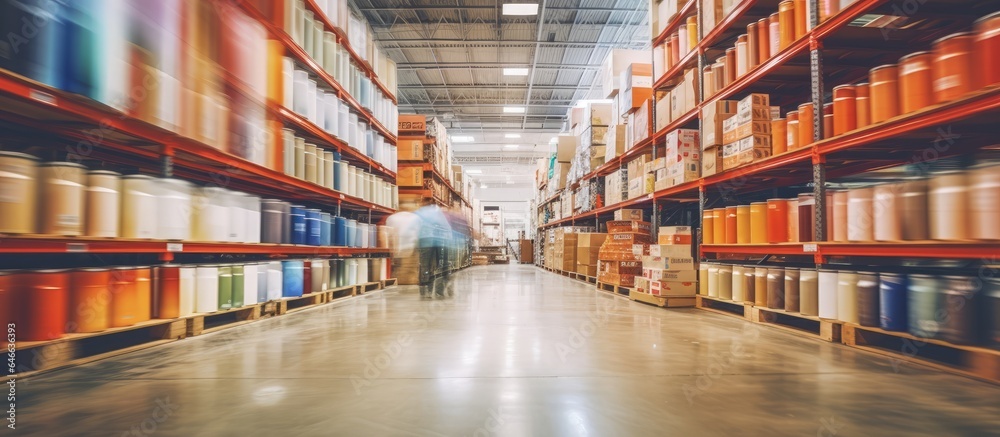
[855,83,871,128]
[736,205,751,244]
[932,32,975,103]
[899,51,933,114]
[712,209,725,244]
[69,269,112,333]
[703,210,715,245]
[17,270,69,341]
[786,111,799,150]
[154,265,181,319]
[750,202,768,244]
[767,198,789,243]
[832,85,856,136]
[110,267,137,328]
[778,1,796,50]
[134,267,152,323]
[797,102,815,147]
[793,0,807,39]
[869,64,900,124]
[975,12,1000,87]
[823,103,834,139]
[758,18,771,61]
[725,206,738,244]
[772,118,788,154]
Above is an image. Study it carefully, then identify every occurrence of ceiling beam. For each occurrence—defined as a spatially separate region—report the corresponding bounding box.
[396,62,601,70]
[398,84,581,90]
[377,39,648,48]
[359,6,646,12]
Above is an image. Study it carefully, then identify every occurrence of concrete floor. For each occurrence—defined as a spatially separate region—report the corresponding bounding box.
[14,265,1000,436]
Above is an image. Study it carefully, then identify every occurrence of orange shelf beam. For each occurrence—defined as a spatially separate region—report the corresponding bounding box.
[0,236,391,256]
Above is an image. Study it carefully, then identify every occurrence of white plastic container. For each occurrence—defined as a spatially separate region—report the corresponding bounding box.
[193,186,230,242]
[243,263,259,305]
[157,178,193,240]
[121,175,158,239]
[195,265,219,313]
[39,162,87,236]
[243,194,261,244]
[266,261,283,301]
[228,191,247,243]
[85,170,121,237]
[178,266,196,317]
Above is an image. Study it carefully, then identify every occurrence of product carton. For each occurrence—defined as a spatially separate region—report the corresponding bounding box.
[702,146,723,177]
[557,135,578,162]
[702,100,738,149]
[649,244,692,258]
[644,268,699,282]
[614,209,644,221]
[651,280,698,296]
[642,255,696,271]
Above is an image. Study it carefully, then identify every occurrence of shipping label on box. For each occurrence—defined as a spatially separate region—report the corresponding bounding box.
[652,280,698,296]
[649,244,692,258]
[642,255,696,271]
[608,233,653,244]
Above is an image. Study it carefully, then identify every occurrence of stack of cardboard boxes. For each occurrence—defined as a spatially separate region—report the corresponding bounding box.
[722,94,776,172]
[701,99,737,176]
[661,128,700,189]
[597,210,651,288]
[625,153,653,200]
[575,233,608,277]
[633,226,697,297]
[552,228,578,272]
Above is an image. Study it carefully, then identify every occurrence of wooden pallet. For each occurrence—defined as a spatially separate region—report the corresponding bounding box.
[630,290,696,308]
[596,281,631,297]
[7,318,187,379]
[751,307,842,342]
[841,324,1000,384]
[380,278,398,288]
[186,303,263,336]
[697,295,753,320]
[362,281,381,293]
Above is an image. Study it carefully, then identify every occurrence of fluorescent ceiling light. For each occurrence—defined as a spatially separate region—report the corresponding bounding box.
[549,136,558,143]
[481,183,488,189]
[504,144,520,149]
[452,136,475,143]
[502,3,538,15]
[505,181,515,185]
[504,133,521,138]
[503,106,525,113]
[503,67,530,76]
[465,169,483,174]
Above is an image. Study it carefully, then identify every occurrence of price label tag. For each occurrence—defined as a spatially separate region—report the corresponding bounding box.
[803,243,818,253]
[167,243,183,252]
[30,89,56,105]
[66,243,88,253]
[339,194,345,199]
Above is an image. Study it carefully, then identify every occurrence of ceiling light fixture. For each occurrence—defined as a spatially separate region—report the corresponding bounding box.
[504,133,521,138]
[451,136,475,143]
[503,106,525,113]
[549,136,558,143]
[503,67,530,76]
[504,144,520,149]
[466,169,483,174]
[574,99,614,108]
[506,181,515,185]
[481,183,488,189]
[502,3,539,15]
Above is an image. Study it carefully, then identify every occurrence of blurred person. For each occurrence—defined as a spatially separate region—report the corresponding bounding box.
[414,200,453,297]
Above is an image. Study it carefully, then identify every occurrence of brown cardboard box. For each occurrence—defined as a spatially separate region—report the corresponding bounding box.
[557,135,578,162]
[605,125,627,160]
[621,87,654,115]
[614,209,644,221]
[398,139,425,160]
[578,233,609,247]
[682,68,700,113]
[651,280,698,296]
[398,166,424,187]
[702,100,738,149]
[642,255,696,271]
[577,263,597,277]
[723,135,772,170]
[398,114,426,133]
[702,146,723,176]
[644,268,699,282]
[649,244,692,258]
[664,129,699,163]
[655,90,672,131]
[577,246,602,265]
[608,220,653,234]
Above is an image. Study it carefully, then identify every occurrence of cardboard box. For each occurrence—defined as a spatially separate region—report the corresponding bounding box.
[723,135,772,170]
[614,209,644,221]
[664,129,700,164]
[551,162,571,189]
[644,173,656,194]
[577,263,598,277]
[642,255,696,271]
[667,159,699,185]
[557,135,578,162]
[651,280,698,296]
[658,234,693,244]
[577,232,609,247]
[605,125,627,160]
[607,220,652,234]
[398,139,425,160]
[597,272,637,287]
[702,146,723,177]
[644,268,699,282]
[398,114,426,133]
[659,226,692,235]
[649,244,692,258]
[626,154,652,177]
[620,63,653,91]
[621,87,653,115]
[702,100,738,149]
[398,166,424,187]
[628,177,645,199]
[634,276,651,293]
[602,260,643,275]
[655,90,672,132]
[682,68,700,113]
[737,93,771,117]
[607,233,653,245]
[577,246,602,265]
[602,49,652,98]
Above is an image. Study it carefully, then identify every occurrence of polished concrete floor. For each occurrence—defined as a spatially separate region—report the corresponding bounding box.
[15,265,1000,436]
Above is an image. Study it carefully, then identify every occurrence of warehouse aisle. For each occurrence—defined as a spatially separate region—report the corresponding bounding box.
[16,265,1000,436]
